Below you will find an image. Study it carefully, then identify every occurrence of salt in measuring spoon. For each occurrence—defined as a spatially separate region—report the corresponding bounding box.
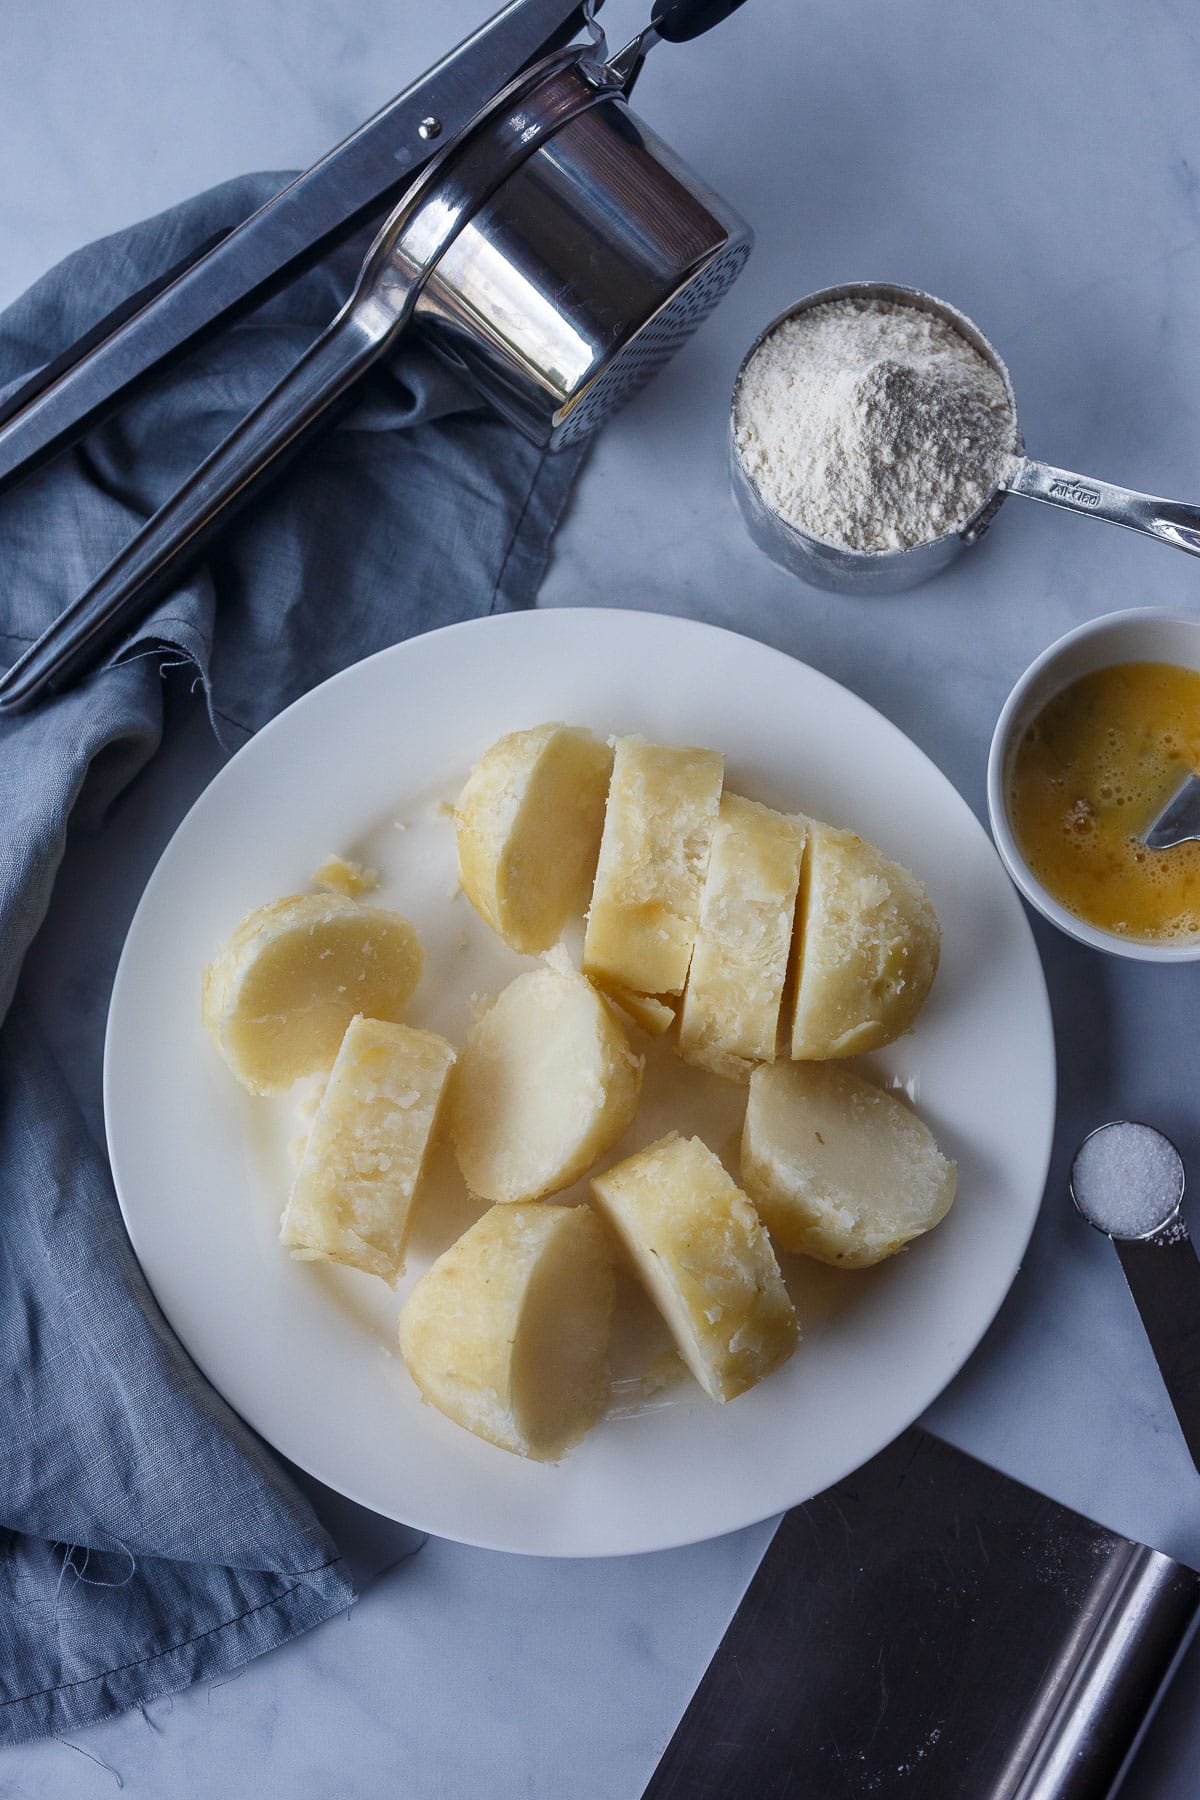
[729,281,1200,595]
[1071,1121,1200,1476]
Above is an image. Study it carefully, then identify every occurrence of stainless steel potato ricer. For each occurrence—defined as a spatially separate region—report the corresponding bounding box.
[0,0,754,711]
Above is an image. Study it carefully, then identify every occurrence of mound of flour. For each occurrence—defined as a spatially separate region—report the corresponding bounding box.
[733,297,1016,553]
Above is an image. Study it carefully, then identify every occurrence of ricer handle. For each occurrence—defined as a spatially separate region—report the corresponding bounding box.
[651,0,751,41]
[608,0,750,88]
[0,310,386,714]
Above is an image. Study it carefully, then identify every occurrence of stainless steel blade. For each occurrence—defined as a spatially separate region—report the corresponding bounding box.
[0,0,587,495]
[643,1427,1200,1800]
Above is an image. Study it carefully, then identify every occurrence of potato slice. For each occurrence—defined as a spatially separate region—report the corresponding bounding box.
[741,1061,957,1267]
[583,736,724,999]
[454,723,613,954]
[311,855,379,897]
[590,1134,797,1402]
[398,1203,616,1460]
[788,823,939,1059]
[604,986,677,1037]
[678,795,806,1081]
[449,960,643,1204]
[202,894,422,1094]
[279,1016,456,1283]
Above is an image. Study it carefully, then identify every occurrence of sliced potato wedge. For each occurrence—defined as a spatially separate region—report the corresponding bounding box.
[603,986,677,1037]
[741,1060,957,1267]
[788,823,939,1059]
[449,961,643,1204]
[202,894,422,1094]
[279,1016,456,1283]
[454,723,613,954]
[590,1133,797,1402]
[311,855,379,897]
[398,1202,616,1460]
[678,795,806,1081]
[583,736,724,999]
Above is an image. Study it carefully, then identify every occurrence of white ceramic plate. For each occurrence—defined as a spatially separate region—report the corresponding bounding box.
[105,608,1055,1557]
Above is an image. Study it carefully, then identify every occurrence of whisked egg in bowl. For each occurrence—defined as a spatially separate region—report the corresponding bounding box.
[988,609,1200,961]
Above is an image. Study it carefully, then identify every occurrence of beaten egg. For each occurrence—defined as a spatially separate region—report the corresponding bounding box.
[1008,661,1200,942]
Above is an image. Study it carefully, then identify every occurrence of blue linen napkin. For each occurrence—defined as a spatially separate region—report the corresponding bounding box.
[0,172,586,1744]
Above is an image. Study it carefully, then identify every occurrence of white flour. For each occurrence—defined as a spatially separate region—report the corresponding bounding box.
[733,297,1016,552]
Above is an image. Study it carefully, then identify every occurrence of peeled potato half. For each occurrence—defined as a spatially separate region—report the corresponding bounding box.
[590,1133,797,1402]
[398,1202,616,1460]
[450,958,643,1204]
[455,723,613,954]
[202,893,422,1094]
[741,1061,957,1267]
[789,823,939,1060]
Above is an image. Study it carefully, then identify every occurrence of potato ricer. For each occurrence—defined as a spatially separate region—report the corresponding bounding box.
[0,0,753,712]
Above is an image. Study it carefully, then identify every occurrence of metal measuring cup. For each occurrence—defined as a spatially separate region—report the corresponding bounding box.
[729,279,1200,596]
[1071,1121,1200,1476]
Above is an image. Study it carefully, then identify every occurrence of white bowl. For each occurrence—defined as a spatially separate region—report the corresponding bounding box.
[987,607,1200,962]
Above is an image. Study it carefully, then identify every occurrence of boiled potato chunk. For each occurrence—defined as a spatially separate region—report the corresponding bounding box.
[583,736,724,999]
[678,795,806,1081]
[449,960,643,1204]
[590,1134,797,1402]
[279,1016,456,1283]
[741,1061,957,1267]
[789,823,939,1059]
[202,894,422,1094]
[605,986,677,1037]
[311,855,379,896]
[398,1202,616,1460]
[455,723,613,954]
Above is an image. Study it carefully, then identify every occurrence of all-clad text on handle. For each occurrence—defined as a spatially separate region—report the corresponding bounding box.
[1008,458,1200,559]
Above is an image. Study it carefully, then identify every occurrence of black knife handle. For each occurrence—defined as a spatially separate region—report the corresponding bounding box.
[1115,1231,1200,1477]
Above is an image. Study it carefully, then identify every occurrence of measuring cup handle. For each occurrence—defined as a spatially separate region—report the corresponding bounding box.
[1115,1227,1200,1478]
[1008,458,1200,558]
[0,310,387,714]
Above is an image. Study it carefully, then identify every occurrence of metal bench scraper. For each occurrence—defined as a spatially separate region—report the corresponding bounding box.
[643,1427,1199,1800]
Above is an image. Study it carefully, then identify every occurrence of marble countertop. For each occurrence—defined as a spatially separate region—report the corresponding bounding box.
[5,0,1200,1793]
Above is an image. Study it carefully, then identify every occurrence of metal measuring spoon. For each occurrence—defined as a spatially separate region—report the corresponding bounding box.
[730,280,1200,595]
[1071,1121,1200,1474]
